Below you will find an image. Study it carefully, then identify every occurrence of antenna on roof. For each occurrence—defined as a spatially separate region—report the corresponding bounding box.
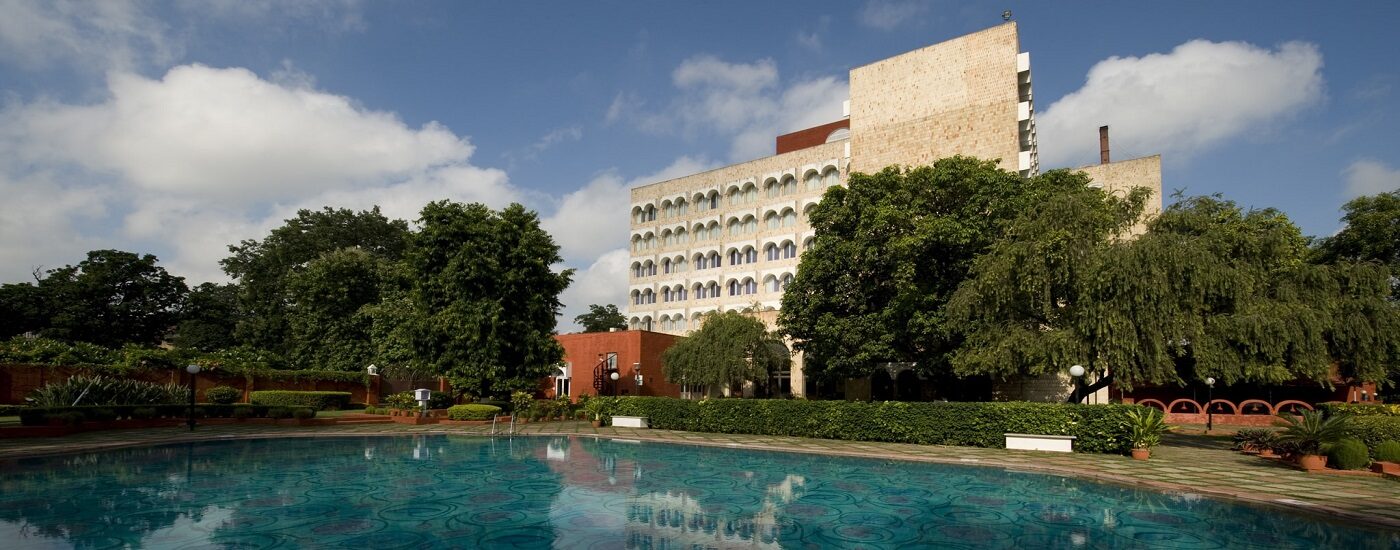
[1002,10,1013,21]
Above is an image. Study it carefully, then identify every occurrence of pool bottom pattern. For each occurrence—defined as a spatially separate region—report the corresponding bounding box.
[0,435,1394,549]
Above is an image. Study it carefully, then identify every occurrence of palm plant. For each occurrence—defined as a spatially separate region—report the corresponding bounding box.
[1126,407,1169,449]
[1273,409,1349,456]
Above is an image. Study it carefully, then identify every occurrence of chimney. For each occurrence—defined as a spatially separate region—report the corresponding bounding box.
[1098,125,1110,165]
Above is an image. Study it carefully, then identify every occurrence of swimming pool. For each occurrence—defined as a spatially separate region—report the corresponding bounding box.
[0,435,1393,548]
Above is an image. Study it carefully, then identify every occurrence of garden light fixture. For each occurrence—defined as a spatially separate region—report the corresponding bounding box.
[185,364,201,431]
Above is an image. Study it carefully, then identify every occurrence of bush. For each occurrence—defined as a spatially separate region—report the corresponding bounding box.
[0,405,24,417]
[1328,438,1371,470]
[1374,440,1400,462]
[132,407,156,420]
[292,408,316,420]
[26,375,188,407]
[249,391,351,410]
[47,411,85,427]
[205,386,242,404]
[511,391,533,415]
[0,336,119,366]
[232,406,257,419]
[447,404,502,421]
[476,400,511,413]
[384,391,417,411]
[1318,402,1400,417]
[608,397,1142,453]
[1340,416,1400,450]
[1233,428,1279,451]
[428,391,455,410]
[267,407,293,419]
[88,408,118,422]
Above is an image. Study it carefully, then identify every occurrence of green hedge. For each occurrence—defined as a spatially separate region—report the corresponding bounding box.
[607,397,1141,454]
[0,337,368,386]
[1318,403,1400,417]
[248,391,351,410]
[1341,416,1400,450]
[17,404,314,426]
[447,404,502,421]
[0,405,25,417]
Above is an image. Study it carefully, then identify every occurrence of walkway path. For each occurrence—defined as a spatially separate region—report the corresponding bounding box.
[1,420,1396,532]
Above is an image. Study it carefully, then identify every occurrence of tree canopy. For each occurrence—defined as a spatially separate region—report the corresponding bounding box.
[33,250,189,347]
[221,206,410,353]
[661,311,789,395]
[575,304,627,333]
[409,201,573,398]
[171,282,241,352]
[284,247,389,371]
[1312,190,1400,293]
[779,157,1110,383]
[950,193,1400,396]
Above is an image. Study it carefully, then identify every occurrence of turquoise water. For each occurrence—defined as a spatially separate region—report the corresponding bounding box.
[0,436,1395,549]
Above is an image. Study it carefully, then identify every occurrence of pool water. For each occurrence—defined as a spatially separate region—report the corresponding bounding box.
[0,436,1394,549]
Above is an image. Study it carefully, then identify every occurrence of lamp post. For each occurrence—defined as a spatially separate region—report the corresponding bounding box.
[185,364,201,431]
[1205,377,1216,433]
[610,371,620,397]
[1068,364,1086,404]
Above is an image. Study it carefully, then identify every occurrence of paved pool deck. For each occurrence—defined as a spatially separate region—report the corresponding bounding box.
[1,420,1397,532]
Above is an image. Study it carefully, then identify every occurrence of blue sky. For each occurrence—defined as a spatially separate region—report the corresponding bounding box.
[1,1,1397,330]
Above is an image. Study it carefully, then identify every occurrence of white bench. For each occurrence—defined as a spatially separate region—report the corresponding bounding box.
[611,416,649,428]
[1004,433,1076,452]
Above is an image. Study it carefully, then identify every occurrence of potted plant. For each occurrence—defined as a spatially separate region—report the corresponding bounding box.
[1232,428,1279,455]
[583,397,609,428]
[1126,407,1169,460]
[1273,409,1348,471]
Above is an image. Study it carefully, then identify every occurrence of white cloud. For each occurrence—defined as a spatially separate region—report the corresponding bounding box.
[0,64,512,284]
[1038,40,1325,168]
[859,1,928,31]
[612,56,848,161]
[7,65,474,204]
[504,126,583,166]
[0,0,175,71]
[556,248,631,333]
[1343,159,1400,198]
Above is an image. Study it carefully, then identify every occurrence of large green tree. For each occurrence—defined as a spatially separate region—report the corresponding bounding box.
[284,247,388,371]
[951,193,1400,398]
[575,304,627,333]
[779,157,1107,383]
[37,250,189,347]
[1312,190,1400,292]
[661,311,790,396]
[171,282,242,351]
[0,281,47,339]
[409,201,572,398]
[221,206,410,353]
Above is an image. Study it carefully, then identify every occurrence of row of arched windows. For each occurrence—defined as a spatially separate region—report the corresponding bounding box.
[632,166,842,223]
[635,204,819,251]
[631,240,810,279]
[630,274,795,305]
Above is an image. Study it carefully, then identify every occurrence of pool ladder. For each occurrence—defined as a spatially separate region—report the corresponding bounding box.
[489,413,516,437]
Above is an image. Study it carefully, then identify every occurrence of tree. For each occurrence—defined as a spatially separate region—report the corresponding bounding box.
[661,311,789,396]
[171,283,241,352]
[575,304,627,333]
[779,157,1105,383]
[1312,191,1400,293]
[409,201,573,398]
[0,281,47,339]
[950,193,1400,399]
[38,250,189,347]
[221,206,410,353]
[283,247,387,371]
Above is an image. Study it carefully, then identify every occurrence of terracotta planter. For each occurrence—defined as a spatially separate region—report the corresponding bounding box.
[1131,448,1151,461]
[1258,448,1278,458]
[591,420,602,428]
[1371,461,1400,476]
[1298,454,1327,471]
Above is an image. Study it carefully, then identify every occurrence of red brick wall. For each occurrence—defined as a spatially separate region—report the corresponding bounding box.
[776,119,850,155]
[551,330,681,402]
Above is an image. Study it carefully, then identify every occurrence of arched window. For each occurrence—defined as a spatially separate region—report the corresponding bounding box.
[727,188,741,206]
[766,276,780,293]
[728,280,740,296]
[782,209,797,227]
[783,242,797,258]
[765,212,779,230]
[709,192,719,210]
[709,252,721,268]
[662,287,672,302]
[803,237,815,250]
[728,219,740,236]
[642,316,653,331]
[746,279,757,294]
[765,244,779,261]
[631,290,641,305]
[743,185,758,204]
[708,282,720,297]
[745,248,757,263]
[744,217,757,234]
[781,273,794,290]
[677,199,689,215]
[823,168,840,187]
[729,249,742,265]
[805,171,821,190]
[676,317,687,331]
[765,179,780,198]
[676,228,687,243]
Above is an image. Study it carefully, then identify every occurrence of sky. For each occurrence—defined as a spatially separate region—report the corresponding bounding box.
[1,0,1397,332]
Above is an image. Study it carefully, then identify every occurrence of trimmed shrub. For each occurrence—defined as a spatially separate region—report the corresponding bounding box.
[0,405,24,417]
[267,407,293,419]
[476,400,512,413]
[1341,416,1400,450]
[1318,403,1400,417]
[1328,438,1371,470]
[132,407,156,420]
[232,406,257,419]
[384,392,417,411]
[428,391,455,410]
[249,391,351,410]
[47,411,85,427]
[1233,428,1278,451]
[1374,440,1400,462]
[205,386,242,404]
[447,404,502,421]
[608,397,1141,454]
[292,408,316,420]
